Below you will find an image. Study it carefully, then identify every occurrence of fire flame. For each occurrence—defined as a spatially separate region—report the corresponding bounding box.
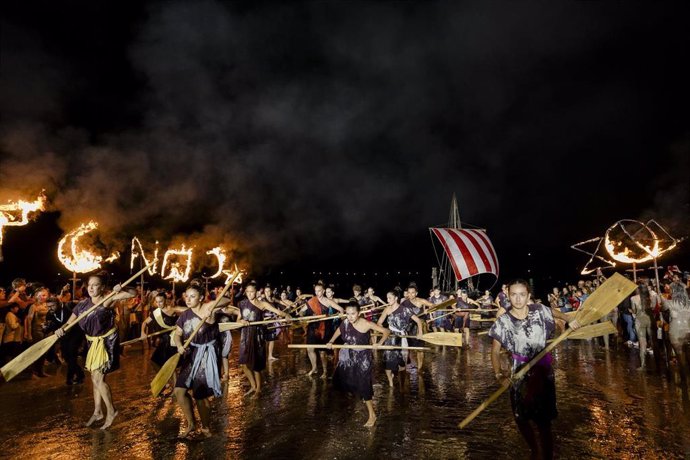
[161,244,194,282]
[0,193,47,247]
[131,237,159,275]
[206,246,227,279]
[57,221,120,273]
[604,220,677,264]
[222,264,245,285]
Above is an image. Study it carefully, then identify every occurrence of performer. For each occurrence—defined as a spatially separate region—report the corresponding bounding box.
[377,290,423,386]
[428,286,449,332]
[401,284,434,371]
[299,282,344,378]
[55,274,136,430]
[263,284,290,361]
[454,288,479,347]
[238,283,291,397]
[24,287,50,377]
[327,301,390,427]
[489,279,578,460]
[172,282,233,439]
[631,284,659,370]
[662,279,690,380]
[495,283,512,317]
[140,292,186,392]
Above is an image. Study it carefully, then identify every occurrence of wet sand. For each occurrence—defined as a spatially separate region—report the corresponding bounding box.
[1,333,689,459]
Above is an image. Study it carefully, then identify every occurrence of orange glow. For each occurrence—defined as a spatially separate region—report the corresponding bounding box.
[206,246,227,279]
[57,221,120,273]
[0,193,46,248]
[161,245,194,282]
[604,220,677,264]
[130,237,159,275]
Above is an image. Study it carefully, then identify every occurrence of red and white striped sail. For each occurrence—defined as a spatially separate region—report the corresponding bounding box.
[430,228,499,281]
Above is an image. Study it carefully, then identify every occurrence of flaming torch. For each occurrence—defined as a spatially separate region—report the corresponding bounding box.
[0,193,47,261]
[57,221,121,300]
[161,244,194,300]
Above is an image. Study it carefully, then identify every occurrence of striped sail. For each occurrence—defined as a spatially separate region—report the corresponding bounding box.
[431,228,499,281]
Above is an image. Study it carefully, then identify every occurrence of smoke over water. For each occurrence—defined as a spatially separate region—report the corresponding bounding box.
[2,2,690,276]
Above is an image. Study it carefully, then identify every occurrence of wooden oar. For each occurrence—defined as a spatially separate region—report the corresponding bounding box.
[566,320,617,340]
[288,344,430,351]
[458,273,635,429]
[1,264,151,382]
[416,298,457,317]
[150,270,240,397]
[218,316,307,332]
[373,331,463,347]
[120,327,175,346]
[478,321,617,341]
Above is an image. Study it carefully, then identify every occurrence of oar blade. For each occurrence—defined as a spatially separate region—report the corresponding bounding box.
[421,332,463,347]
[569,321,617,340]
[1,335,59,382]
[575,273,636,327]
[150,353,181,397]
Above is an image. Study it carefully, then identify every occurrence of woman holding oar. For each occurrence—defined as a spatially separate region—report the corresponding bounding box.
[55,273,137,430]
[488,279,578,460]
[326,301,390,427]
[401,284,434,371]
[172,281,235,439]
[377,290,423,387]
[453,288,479,347]
[299,282,344,378]
[140,292,186,393]
[238,283,291,397]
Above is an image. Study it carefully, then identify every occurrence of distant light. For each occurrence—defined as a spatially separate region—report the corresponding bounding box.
[363,273,366,276]
[528,253,531,256]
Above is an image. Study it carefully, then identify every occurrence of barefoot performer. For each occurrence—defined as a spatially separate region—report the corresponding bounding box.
[488,279,578,460]
[327,301,390,427]
[263,284,290,361]
[172,281,235,439]
[299,282,344,378]
[377,290,423,387]
[55,273,136,429]
[238,283,291,397]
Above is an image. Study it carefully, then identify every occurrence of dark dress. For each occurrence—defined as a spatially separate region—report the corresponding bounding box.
[488,303,557,423]
[175,309,221,400]
[263,299,281,342]
[402,299,423,347]
[238,299,266,372]
[150,308,179,367]
[72,298,119,374]
[333,320,374,401]
[383,303,416,373]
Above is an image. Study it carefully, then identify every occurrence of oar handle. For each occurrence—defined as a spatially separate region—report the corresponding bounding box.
[287,344,429,351]
[63,264,151,333]
[180,271,240,351]
[458,384,509,429]
[121,327,175,346]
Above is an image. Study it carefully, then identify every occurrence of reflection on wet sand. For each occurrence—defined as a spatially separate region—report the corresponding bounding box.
[1,333,690,459]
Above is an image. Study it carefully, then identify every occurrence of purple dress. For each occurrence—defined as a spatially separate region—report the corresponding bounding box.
[333,320,373,401]
[488,303,557,423]
[238,299,266,372]
[382,303,416,373]
[175,309,221,399]
[150,309,179,368]
[263,299,281,342]
[72,298,119,374]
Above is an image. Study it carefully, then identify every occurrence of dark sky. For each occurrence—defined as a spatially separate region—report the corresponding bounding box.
[1,1,689,292]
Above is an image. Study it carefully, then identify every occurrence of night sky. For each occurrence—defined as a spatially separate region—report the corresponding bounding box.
[1,2,689,293]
